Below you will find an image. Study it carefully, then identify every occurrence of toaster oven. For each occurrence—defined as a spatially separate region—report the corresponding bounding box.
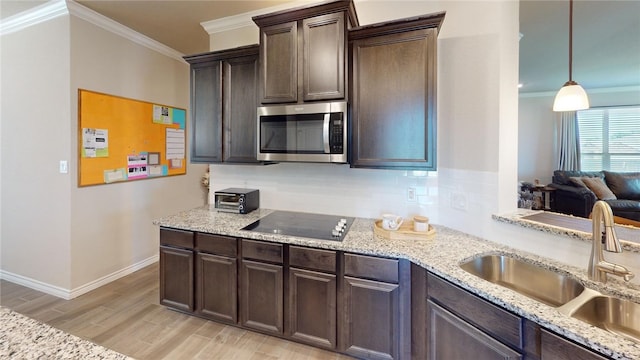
[214,188,259,214]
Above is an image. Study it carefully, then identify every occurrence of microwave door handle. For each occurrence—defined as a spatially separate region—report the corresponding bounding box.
[323,113,330,153]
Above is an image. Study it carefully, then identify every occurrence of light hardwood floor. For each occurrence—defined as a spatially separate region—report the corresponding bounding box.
[0,263,353,360]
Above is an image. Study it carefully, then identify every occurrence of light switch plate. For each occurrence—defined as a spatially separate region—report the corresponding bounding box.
[59,160,68,174]
[407,187,416,202]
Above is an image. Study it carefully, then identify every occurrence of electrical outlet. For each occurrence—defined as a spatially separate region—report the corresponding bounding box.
[451,192,468,211]
[407,187,416,202]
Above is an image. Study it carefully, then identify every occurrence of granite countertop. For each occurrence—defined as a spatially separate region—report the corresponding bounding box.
[0,306,133,359]
[154,206,640,360]
[493,209,640,253]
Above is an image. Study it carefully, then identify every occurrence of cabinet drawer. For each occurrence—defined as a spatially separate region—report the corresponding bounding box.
[427,273,522,350]
[160,228,194,249]
[289,246,336,273]
[196,233,237,257]
[241,239,283,264]
[344,253,398,283]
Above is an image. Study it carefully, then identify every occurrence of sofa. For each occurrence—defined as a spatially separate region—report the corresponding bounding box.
[548,170,640,222]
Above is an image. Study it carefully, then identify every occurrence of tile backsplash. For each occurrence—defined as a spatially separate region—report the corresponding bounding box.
[208,163,502,238]
[209,163,434,219]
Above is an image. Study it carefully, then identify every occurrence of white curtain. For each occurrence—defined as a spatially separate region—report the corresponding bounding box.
[555,111,581,171]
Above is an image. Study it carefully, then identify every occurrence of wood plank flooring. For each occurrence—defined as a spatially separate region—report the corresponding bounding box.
[0,263,352,360]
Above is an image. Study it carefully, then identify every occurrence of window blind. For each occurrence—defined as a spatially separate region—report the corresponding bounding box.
[577,106,640,172]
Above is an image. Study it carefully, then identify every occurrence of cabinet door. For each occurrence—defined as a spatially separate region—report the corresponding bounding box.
[190,60,222,163]
[541,329,608,360]
[196,252,237,324]
[240,259,284,335]
[288,267,337,349]
[260,21,297,103]
[339,276,400,360]
[302,12,345,101]
[427,300,522,360]
[159,246,194,312]
[222,55,259,163]
[350,28,437,170]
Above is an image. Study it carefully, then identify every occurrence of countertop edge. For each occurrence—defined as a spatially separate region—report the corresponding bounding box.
[493,210,640,253]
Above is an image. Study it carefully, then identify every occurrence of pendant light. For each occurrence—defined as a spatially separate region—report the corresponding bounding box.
[553,0,590,112]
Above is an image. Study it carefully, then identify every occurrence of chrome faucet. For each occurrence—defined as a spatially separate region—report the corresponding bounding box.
[588,201,634,283]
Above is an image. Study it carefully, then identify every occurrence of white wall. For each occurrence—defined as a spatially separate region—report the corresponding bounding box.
[68,16,207,291]
[518,87,640,185]
[1,16,73,290]
[1,10,208,297]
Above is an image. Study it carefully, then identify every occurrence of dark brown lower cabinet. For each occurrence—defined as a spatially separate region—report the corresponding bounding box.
[240,259,284,335]
[339,254,410,360]
[340,276,401,360]
[288,267,337,349]
[159,245,194,312]
[426,273,528,359]
[196,252,237,324]
[158,228,614,360]
[540,329,608,360]
[425,272,613,360]
[427,300,521,359]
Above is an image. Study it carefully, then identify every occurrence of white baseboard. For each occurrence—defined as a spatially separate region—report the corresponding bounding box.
[0,271,71,299]
[0,255,158,300]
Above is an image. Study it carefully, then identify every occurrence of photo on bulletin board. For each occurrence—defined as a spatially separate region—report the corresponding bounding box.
[78,89,187,187]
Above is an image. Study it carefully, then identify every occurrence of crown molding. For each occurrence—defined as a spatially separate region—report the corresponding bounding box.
[0,0,68,36]
[1,0,185,62]
[201,0,319,35]
[200,10,257,34]
[66,1,185,61]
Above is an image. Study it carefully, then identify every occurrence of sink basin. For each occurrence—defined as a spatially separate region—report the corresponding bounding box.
[571,296,640,343]
[460,255,585,307]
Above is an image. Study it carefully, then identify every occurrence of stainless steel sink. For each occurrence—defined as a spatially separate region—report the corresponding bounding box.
[571,296,640,343]
[460,254,585,307]
[461,254,640,343]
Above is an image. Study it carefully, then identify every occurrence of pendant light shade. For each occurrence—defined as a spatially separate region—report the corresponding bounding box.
[553,0,589,112]
[553,81,590,111]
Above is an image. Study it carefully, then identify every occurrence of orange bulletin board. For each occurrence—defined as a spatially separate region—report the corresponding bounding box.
[78,89,187,187]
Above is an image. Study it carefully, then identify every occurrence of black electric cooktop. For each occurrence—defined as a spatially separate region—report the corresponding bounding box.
[242,211,354,241]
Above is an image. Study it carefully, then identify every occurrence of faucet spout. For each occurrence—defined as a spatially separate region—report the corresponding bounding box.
[589,201,633,283]
[595,261,634,282]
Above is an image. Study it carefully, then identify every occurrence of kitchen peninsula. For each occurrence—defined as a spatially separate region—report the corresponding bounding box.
[154,206,640,360]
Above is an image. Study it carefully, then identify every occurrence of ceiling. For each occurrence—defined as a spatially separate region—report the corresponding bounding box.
[519,0,640,93]
[2,0,639,93]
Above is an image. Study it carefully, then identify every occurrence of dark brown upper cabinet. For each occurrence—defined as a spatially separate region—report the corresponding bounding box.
[349,13,445,170]
[184,45,260,163]
[253,0,359,104]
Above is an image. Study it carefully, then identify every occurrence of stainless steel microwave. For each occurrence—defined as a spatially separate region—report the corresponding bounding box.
[256,101,347,163]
